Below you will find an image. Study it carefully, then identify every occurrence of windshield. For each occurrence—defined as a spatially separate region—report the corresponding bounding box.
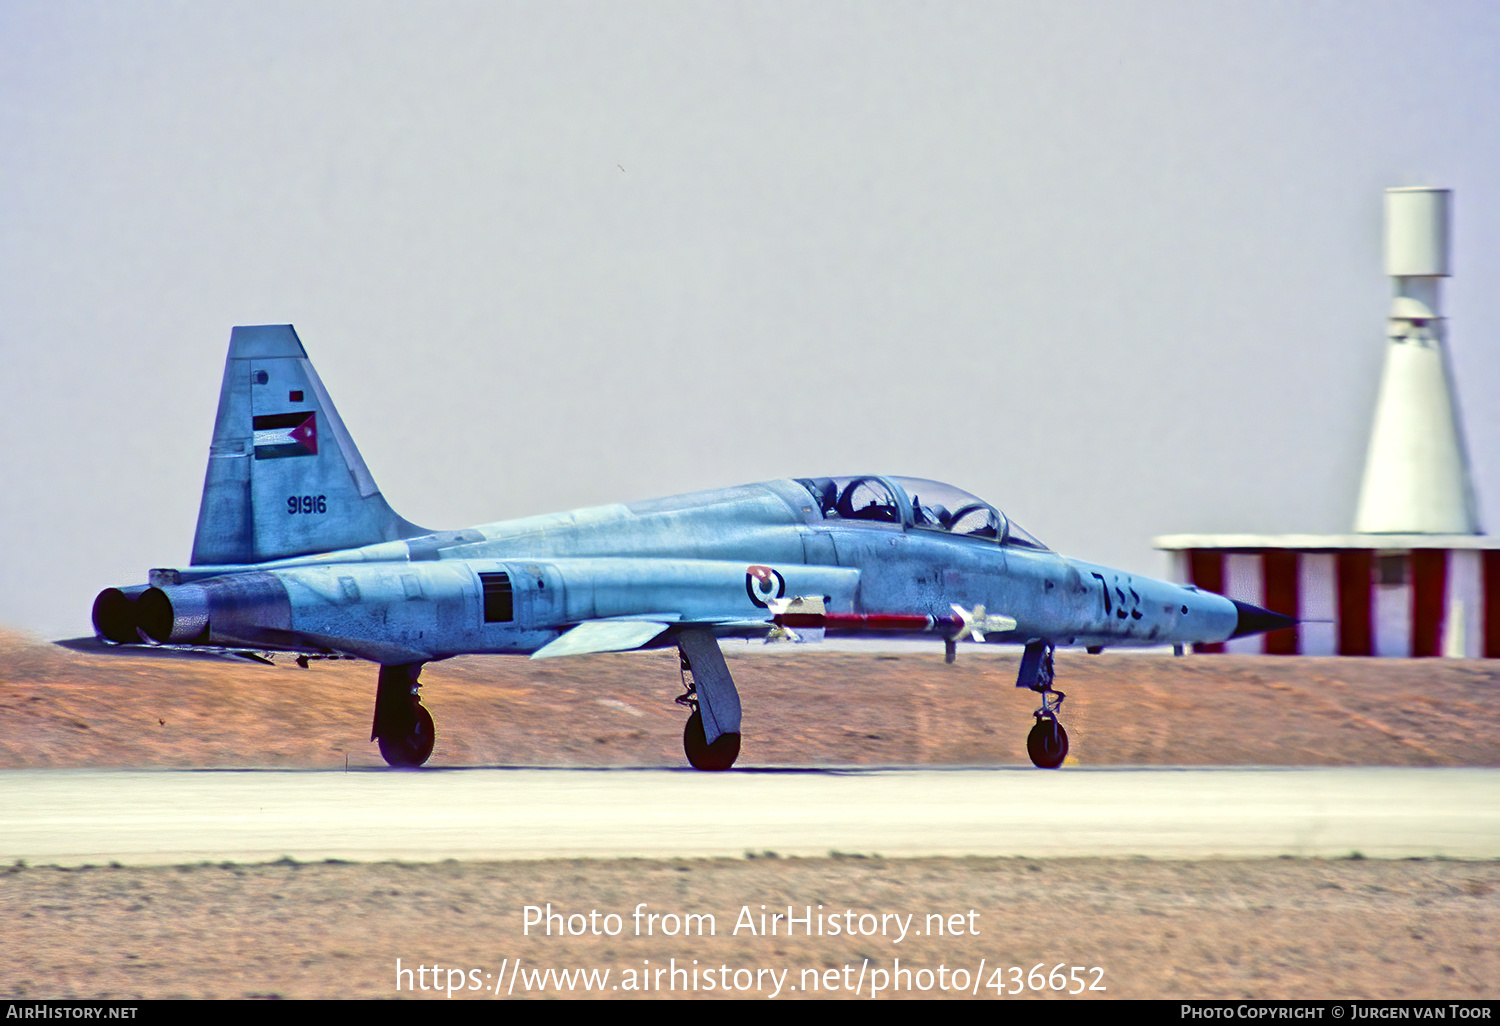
[794,476,1049,549]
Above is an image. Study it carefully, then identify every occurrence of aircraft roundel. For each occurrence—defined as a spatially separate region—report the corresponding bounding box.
[745,565,786,608]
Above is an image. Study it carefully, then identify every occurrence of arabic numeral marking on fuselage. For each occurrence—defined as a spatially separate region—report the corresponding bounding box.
[287,494,328,515]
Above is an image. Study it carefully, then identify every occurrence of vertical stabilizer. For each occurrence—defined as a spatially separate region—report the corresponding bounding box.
[1353,188,1480,534]
[190,325,428,565]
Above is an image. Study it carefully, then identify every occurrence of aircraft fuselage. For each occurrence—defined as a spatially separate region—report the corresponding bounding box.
[133,476,1238,664]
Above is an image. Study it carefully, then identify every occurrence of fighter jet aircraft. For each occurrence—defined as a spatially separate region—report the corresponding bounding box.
[90,325,1292,770]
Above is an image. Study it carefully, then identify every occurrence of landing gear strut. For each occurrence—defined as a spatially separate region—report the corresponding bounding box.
[372,662,435,768]
[1018,641,1068,769]
[674,632,741,771]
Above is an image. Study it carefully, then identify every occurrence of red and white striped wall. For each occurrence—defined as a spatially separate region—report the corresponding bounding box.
[1155,535,1500,658]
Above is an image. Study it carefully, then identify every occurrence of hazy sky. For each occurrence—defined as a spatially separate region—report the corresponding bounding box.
[3,1,1499,639]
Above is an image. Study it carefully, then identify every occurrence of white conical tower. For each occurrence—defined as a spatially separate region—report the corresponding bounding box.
[1353,187,1481,534]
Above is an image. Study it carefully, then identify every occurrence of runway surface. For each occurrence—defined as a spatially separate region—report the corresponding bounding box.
[3,766,1496,866]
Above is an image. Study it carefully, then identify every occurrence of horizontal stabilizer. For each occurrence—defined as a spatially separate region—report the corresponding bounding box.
[530,619,672,659]
[67,626,431,667]
[54,636,265,664]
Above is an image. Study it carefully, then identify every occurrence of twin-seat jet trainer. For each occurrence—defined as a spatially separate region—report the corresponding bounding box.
[91,326,1292,769]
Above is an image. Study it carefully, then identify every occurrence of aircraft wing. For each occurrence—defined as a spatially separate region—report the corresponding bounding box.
[529,618,676,659]
[528,612,795,659]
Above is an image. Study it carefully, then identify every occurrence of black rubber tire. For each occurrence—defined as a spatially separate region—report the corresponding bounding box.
[683,710,740,771]
[378,704,436,768]
[1026,718,1069,769]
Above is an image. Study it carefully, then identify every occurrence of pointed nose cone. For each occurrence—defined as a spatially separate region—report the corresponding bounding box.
[1230,599,1297,639]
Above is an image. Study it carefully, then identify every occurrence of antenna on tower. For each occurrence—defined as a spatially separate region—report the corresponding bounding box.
[1352,187,1481,534]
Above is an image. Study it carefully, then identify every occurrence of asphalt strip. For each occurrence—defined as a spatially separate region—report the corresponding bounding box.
[2,766,1496,866]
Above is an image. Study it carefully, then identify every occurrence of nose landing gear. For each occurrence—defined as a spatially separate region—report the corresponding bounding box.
[1018,641,1068,769]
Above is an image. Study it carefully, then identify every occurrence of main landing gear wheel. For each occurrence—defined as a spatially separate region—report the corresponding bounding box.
[378,703,435,768]
[1026,717,1068,769]
[683,711,740,771]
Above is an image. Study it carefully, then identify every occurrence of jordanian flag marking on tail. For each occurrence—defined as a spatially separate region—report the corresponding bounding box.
[253,411,318,460]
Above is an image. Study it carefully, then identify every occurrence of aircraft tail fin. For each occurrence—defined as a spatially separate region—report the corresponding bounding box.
[190,325,428,565]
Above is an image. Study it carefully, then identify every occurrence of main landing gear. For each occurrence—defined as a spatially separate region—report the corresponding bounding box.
[372,662,436,768]
[674,629,743,771]
[1018,641,1068,769]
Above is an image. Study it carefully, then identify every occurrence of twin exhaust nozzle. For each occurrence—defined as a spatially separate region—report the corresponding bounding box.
[91,585,210,645]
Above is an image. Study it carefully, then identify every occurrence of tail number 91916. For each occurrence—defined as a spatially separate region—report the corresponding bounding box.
[288,495,328,515]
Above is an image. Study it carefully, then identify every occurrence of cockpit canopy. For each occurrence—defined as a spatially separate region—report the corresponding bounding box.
[793,476,1048,550]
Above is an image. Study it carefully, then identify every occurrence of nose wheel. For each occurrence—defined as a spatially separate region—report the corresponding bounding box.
[1026,716,1068,769]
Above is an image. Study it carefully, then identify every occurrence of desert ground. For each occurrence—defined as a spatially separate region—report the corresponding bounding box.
[1,630,1496,1000]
